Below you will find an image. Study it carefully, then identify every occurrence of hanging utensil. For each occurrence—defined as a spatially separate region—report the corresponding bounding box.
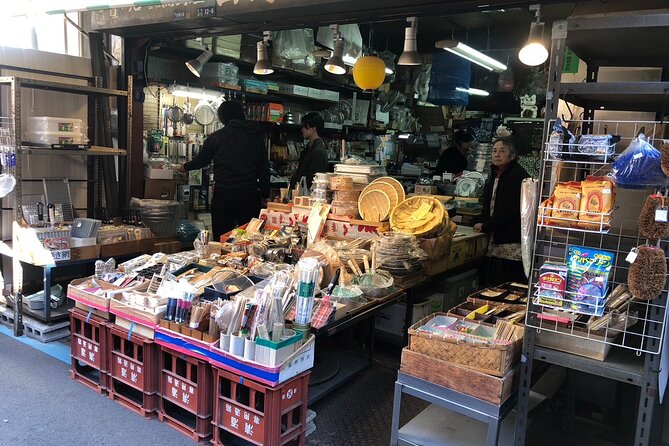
[168,98,184,123]
[194,100,217,126]
[183,98,194,125]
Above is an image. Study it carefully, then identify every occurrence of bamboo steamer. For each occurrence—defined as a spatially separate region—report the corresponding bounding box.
[390,196,448,238]
[370,177,405,204]
[360,177,401,213]
[358,189,392,222]
[330,176,354,191]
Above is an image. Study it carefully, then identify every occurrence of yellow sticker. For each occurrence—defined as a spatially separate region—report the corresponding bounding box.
[411,202,433,221]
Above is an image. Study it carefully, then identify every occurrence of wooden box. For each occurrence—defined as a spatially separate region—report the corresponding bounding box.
[400,349,516,405]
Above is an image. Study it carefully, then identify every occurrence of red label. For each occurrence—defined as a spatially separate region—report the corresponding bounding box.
[220,399,265,444]
[74,335,100,368]
[112,353,144,389]
[162,373,197,412]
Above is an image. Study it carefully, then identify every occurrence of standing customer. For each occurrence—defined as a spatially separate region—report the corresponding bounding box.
[181,101,270,240]
[290,112,329,191]
[474,136,530,285]
[435,131,476,177]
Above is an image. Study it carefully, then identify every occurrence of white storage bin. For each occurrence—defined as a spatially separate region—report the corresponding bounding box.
[28,117,87,134]
[27,131,88,145]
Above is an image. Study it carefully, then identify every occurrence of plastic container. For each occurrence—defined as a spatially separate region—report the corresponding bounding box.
[201,63,239,86]
[27,131,88,145]
[242,79,268,95]
[28,116,87,133]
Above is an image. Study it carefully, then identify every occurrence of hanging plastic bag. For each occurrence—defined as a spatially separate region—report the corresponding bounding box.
[521,178,538,278]
[612,133,667,188]
[272,29,316,73]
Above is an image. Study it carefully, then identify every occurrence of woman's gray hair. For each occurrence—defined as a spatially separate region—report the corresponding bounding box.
[492,136,518,159]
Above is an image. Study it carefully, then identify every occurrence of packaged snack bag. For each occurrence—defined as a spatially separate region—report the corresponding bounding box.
[578,176,615,231]
[550,182,582,228]
[537,262,568,307]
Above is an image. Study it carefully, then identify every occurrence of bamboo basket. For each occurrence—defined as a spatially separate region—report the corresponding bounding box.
[390,196,447,238]
[362,180,400,211]
[358,189,391,222]
[408,312,522,377]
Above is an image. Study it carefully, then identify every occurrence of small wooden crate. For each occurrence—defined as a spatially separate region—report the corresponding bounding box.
[69,308,109,394]
[408,312,522,377]
[211,367,310,446]
[400,349,516,405]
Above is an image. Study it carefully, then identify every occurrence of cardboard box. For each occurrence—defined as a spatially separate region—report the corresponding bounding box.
[307,87,323,99]
[144,166,174,180]
[280,84,309,97]
[400,349,517,405]
[144,178,176,200]
[70,245,101,261]
[75,301,112,320]
[414,185,438,195]
[375,300,431,336]
[116,316,156,340]
[322,89,340,102]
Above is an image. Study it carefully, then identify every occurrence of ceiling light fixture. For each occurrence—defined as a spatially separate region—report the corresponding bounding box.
[519,4,549,66]
[398,17,421,66]
[435,40,507,72]
[185,48,213,78]
[324,25,347,75]
[169,85,222,102]
[455,87,490,97]
[254,31,274,75]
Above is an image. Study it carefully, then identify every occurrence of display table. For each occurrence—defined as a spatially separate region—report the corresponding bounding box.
[390,371,516,446]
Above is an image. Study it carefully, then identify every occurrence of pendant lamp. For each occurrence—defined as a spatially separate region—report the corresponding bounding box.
[352,28,386,91]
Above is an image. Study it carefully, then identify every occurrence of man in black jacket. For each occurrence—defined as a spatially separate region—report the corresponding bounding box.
[182,101,270,240]
[474,136,529,285]
[290,112,329,191]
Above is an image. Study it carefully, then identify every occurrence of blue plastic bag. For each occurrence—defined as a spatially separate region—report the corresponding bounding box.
[612,134,667,189]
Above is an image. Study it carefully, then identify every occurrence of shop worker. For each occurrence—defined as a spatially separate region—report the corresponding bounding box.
[290,112,329,191]
[181,101,270,240]
[435,131,476,177]
[474,136,529,285]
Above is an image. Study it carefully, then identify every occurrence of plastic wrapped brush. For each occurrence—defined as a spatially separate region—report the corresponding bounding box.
[638,195,669,240]
[628,245,667,301]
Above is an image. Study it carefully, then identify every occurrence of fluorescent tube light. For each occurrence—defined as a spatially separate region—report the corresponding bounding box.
[455,87,490,96]
[435,40,507,72]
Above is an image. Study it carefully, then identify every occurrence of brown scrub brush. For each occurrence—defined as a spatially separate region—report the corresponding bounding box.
[628,245,667,301]
[638,194,669,240]
[661,141,669,177]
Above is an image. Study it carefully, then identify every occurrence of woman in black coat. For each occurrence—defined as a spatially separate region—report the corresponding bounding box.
[474,136,530,285]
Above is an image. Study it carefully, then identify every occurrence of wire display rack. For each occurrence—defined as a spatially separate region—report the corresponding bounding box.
[526,118,669,356]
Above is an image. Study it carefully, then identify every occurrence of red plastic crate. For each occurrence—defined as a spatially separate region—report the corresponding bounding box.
[69,307,109,394]
[157,345,213,442]
[211,367,310,446]
[108,324,159,418]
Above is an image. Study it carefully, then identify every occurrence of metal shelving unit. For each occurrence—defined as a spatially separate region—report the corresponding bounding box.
[513,11,669,446]
[0,75,132,328]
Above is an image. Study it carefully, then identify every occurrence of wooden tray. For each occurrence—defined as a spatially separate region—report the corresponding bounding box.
[371,177,405,203]
[358,189,391,222]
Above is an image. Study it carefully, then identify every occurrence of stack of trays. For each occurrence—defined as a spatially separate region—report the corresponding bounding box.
[467,142,493,174]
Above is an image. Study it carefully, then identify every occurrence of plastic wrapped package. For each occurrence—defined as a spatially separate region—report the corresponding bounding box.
[27,131,88,145]
[28,116,87,134]
[574,134,617,158]
[547,118,575,159]
[272,29,316,73]
[373,232,427,276]
[612,134,668,188]
[521,178,538,278]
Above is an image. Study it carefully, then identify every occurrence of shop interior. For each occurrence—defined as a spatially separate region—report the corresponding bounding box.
[1,1,669,445]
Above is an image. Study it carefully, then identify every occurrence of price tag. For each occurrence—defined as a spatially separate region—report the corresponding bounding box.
[626,248,639,264]
[656,208,668,222]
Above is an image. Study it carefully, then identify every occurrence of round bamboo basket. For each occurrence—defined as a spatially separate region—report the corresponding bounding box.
[370,177,405,204]
[390,196,448,238]
[358,189,392,222]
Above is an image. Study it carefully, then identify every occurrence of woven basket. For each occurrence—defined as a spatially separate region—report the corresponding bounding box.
[408,312,522,377]
[370,177,405,203]
[390,196,447,238]
[358,189,392,222]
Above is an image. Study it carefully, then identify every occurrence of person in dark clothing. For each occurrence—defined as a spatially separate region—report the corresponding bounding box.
[474,136,530,285]
[435,131,475,177]
[290,112,329,191]
[181,101,270,240]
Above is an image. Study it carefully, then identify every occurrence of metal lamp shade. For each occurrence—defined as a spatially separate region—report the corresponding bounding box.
[519,22,548,66]
[254,41,274,75]
[325,39,347,75]
[398,27,421,66]
[185,49,213,77]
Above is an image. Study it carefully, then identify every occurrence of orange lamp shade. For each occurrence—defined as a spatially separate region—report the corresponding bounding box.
[352,56,386,91]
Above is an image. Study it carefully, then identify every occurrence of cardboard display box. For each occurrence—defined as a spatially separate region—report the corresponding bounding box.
[144,178,176,200]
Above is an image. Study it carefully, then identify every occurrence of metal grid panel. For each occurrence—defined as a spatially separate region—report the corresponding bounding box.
[525,119,669,355]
